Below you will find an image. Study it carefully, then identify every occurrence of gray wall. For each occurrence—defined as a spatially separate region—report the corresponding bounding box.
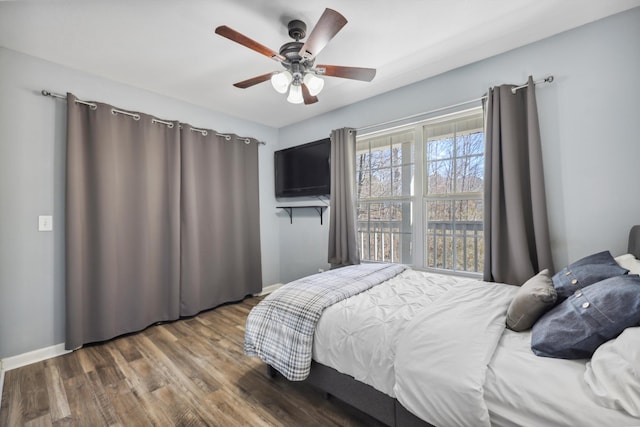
[276,197,331,284]
[0,47,280,359]
[277,7,640,282]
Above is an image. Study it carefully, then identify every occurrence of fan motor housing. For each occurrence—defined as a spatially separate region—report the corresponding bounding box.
[279,41,303,61]
[279,41,315,73]
[287,19,306,40]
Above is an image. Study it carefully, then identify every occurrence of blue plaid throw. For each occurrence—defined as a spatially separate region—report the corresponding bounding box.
[244,263,407,381]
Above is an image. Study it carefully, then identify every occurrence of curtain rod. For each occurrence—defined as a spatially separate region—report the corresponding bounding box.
[356,75,554,133]
[41,90,266,145]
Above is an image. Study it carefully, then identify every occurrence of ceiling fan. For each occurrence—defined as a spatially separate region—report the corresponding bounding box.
[214,8,376,105]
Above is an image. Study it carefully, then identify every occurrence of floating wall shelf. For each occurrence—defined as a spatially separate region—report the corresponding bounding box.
[277,206,327,225]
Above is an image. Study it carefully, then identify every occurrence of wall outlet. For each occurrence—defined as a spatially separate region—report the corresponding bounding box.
[38,215,53,231]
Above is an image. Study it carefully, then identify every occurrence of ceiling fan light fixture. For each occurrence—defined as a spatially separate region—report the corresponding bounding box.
[216,8,376,105]
[271,71,292,94]
[287,84,304,104]
[303,73,324,96]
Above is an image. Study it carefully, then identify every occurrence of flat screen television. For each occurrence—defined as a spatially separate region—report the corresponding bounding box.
[275,138,331,198]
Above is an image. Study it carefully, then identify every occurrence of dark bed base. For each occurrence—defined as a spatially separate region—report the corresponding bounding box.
[267,362,433,427]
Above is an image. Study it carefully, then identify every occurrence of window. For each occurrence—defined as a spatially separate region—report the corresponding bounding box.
[424,112,484,273]
[356,130,414,264]
[356,108,484,274]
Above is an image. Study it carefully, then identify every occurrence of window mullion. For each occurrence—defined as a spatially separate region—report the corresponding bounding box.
[451,127,457,270]
[413,124,424,268]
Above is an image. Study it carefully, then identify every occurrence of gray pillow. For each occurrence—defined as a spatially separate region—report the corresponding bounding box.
[506,269,557,332]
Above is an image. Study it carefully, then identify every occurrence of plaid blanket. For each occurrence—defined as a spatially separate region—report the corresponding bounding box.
[244,263,407,381]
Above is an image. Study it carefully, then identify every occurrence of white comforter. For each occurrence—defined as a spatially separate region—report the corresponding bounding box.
[393,281,516,427]
[312,269,460,396]
[312,268,640,427]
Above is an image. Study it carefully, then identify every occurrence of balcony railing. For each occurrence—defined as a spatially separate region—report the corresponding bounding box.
[358,220,483,272]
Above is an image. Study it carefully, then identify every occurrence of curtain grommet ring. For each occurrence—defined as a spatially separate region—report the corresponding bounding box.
[152,118,174,128]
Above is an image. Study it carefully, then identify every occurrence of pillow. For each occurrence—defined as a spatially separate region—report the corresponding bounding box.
[506,269,557,332]
[584,326,640,417]
[531,274,640,359]
[552,250,628,300]
[616,253,640,275]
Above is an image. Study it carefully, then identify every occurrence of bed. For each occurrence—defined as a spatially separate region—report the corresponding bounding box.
[245,226,640,426]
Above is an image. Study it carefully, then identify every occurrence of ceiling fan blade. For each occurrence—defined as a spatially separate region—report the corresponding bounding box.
[215,25,285,62]
[233,72,274,89]
[298,8,347,60]
[316,65,376,82]
[301,84,319,105]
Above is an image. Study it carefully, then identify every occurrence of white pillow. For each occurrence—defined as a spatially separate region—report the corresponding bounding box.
[584,327,640,417]
[615,254,640,275]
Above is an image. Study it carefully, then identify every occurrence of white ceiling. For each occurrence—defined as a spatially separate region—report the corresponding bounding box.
[1,0,639,128]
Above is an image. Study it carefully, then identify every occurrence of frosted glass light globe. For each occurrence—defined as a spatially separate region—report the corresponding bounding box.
[303,73,324,96]
[271,71,292,94]
[287,84,304,104]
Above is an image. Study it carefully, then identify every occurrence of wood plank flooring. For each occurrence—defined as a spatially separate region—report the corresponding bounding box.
[1,296,385,426]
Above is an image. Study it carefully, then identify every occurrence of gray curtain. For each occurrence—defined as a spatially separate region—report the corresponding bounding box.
[328,127,360,267]
[484,76,554,285]
[66,94,263,349]
[180,129,262,316]
[65,94,181,350]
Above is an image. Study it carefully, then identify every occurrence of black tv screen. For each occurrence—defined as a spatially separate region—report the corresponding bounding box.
[275,138,331,198]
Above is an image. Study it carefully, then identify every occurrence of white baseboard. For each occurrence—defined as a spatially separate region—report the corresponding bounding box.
[0,343,70,407]
[256,283,283,296]
[0,361,4,407]
[1,343,70,372]
[0,369,4,408]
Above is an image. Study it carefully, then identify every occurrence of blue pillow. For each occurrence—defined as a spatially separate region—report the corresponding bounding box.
[552,251,628,300]
[531,274,640,359]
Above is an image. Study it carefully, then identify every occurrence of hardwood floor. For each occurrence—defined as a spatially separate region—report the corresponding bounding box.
[1,296,385,426]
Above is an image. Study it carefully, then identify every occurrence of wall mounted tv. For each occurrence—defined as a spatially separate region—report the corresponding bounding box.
[275,138,331,198]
